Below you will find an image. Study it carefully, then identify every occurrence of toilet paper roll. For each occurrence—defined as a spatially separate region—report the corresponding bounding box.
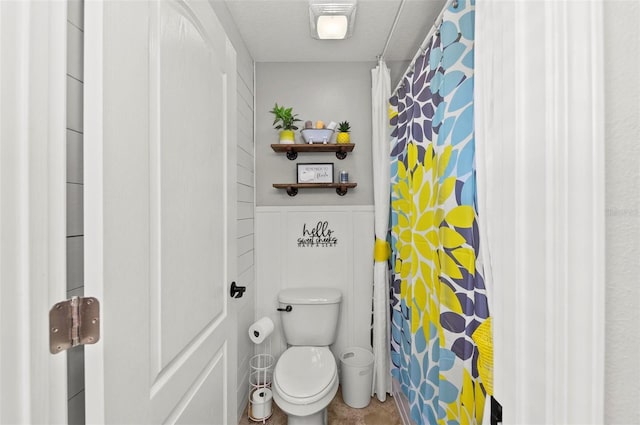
[248,317,275,344]
[252,387,273,403]
[251,388,273,420]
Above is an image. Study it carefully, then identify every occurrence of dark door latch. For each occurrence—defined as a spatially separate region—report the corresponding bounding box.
[230,282,246,299]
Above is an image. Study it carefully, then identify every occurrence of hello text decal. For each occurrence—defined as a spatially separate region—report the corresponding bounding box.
[297,221,338,248]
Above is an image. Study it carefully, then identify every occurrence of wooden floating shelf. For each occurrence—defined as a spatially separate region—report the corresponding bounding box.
[271,143,355,160]
[273,182,357,197]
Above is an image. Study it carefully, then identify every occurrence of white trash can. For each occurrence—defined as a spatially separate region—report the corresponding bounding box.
[340,347,374,408]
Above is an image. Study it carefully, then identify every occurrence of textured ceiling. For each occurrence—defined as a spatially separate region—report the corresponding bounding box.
[223,0,447,63]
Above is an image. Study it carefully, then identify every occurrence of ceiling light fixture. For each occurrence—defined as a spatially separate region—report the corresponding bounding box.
[309,1,357,40]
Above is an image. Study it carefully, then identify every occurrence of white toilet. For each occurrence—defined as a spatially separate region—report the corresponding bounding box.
[272,287,342,425]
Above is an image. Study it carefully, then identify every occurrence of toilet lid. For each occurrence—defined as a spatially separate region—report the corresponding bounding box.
[274,347,336,399]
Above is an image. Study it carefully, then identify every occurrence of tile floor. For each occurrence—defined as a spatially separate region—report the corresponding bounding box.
[238,386,402,425]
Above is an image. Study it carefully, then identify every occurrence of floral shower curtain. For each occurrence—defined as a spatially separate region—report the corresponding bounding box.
[389,1,493,424]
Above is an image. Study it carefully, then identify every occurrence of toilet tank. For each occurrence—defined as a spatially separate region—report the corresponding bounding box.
[278,287,342,346]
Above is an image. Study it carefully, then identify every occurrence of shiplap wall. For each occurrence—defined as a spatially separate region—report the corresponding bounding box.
[66,1,85,423]
[234,52,256,421]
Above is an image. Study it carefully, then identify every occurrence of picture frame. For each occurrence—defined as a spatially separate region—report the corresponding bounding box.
[297,163,334,184]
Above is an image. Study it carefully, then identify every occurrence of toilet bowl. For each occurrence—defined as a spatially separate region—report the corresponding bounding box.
[272,287,342,425]
[272,346,338,425]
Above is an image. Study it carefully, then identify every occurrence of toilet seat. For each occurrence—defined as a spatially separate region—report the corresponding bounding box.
[273,346,337,405]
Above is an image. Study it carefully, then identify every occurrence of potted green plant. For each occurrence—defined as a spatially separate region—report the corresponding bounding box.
[269,103,301,144]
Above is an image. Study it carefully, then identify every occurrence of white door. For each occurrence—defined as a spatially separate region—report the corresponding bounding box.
[84,1,238,423]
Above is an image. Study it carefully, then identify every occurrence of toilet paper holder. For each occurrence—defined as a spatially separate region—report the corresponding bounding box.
[248,354,274,422]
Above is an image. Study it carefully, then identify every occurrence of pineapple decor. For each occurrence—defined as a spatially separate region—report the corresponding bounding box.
[336,121,351,144]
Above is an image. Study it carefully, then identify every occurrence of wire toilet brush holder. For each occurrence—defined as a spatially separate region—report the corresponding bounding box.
[248,350,274,422]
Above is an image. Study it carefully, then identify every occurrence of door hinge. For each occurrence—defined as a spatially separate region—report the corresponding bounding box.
[49,296,100,354]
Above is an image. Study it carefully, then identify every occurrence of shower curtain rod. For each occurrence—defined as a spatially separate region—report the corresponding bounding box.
[387,0,457,95]
[379,0,407,59]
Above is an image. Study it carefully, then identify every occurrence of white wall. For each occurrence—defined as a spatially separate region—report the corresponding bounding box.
[255,206,374,363]
[387,60,409,92]
[255,62,374,206]
[604,2,640,423]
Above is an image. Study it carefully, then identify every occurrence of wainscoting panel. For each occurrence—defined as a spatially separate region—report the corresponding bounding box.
[255,206,374,362]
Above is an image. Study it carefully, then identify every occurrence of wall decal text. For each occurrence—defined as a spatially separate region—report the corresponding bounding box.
[297,221,338,247]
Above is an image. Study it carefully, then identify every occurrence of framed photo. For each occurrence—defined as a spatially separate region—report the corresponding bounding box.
[297,163,334,184]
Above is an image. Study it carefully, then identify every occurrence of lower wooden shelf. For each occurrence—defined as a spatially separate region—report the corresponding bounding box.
[273,182,357,197]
